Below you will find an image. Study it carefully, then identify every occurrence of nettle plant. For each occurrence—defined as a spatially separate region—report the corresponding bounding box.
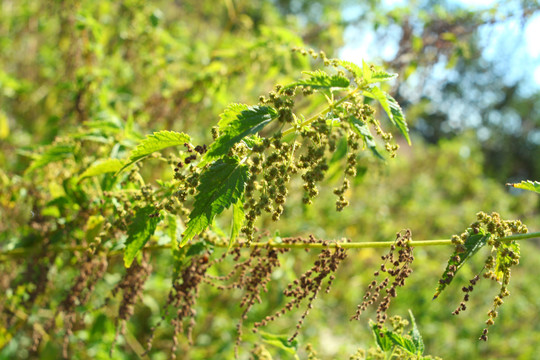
[1,50,539,359]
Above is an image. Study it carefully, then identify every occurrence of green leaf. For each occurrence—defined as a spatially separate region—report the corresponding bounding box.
[338,60,363,80]
[284,70,350,90]
[260,331,298,355]
[117,131,191,174]
[433,228,490,299]
[362,60,372,83]
[78,159,123,182]
[409,310,424,355]
[371,321,392,352]
[202,105,277,164]
[123,206,160,267]
[25,144,75,174]
[230,199,245,249]
[387,332,417,354]
[348,116,385,160]
[371,69,398,82]
[364,86,411,145]
[506,180,540,194]
[181,157,249,246]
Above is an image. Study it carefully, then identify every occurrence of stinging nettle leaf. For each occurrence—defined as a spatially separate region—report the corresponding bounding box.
[409,310,424,355]
[117,130,191,174]
[78,158,123,182]
[348,116,385,160]
[387,332,417,355]
[123,206,161,267]
[181,157,249,246]
[433,228,490,299]
[25,144,75,174]
[364,86,411,145]
[506,180,540,194]
[284,69,350,90]
[371,321,392,352]
[260,331,298,354]
[202,105,277,164]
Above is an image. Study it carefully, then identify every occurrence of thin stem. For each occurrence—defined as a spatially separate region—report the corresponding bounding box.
[282,87,361,137]
[0,232,538,259]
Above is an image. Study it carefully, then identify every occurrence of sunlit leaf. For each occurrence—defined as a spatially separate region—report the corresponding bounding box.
[202,105,277,164]
[364,86,411,145]
[433,228,490,299]
[506,180,540,194]
[348,116,385,159]
[118,131,191,174]
[284,69,350,90]
[78,159,123,182]
[181,157,249,246]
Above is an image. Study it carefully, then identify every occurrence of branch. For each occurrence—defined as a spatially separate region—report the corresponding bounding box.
[1,231,538,259]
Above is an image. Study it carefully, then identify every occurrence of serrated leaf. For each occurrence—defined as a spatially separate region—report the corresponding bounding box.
[284,69,350,90]
[409,310,424,355]
[25,144,75,174]
[117,131,191,174]
[387,332,416,354]
[371,69,398,82]
[202,105,277,164]
[260,331,298,355]
[506,180,540,194]
[230,199,244,249]
[78,159,123,182]
[433,228,490,299]
[362,60,372,83]
[348,116,385,160]
[338,60,363,80]
[364,87,411,145]
[123,206,160,267]
[181,157,249,246]
[371,321,392,352]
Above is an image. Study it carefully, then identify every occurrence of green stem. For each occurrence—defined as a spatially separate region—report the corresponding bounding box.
[282,87,361,137]
[1,232,538,259]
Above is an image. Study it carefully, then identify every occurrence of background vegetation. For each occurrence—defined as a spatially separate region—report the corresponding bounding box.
[1,0,539,359]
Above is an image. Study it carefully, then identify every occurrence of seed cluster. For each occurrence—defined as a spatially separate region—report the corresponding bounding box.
[57,253,108,358]
[351,230,414,330]
[145,253,211,359]
[110,253,152,353]
[252,236,348,342]
[447,212,527,341]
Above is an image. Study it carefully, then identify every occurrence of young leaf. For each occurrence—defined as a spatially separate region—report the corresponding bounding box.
[371,69,398,83]
[230,199,245,249]
[387,332,417,355]
[284,69,350,90]
[123,206,160,267]
[78,158,123,182]
[364,86,411,145]
[202,105,277,164]
[409,309,424,355]
[25,144,75,174]
[371,321,392,352]
[181,157,249,246]
[117,131,191,174]
[348,116,385,160]
[433,228,490,299]
[506,180,540,194]
[338,60,363,80]
[260,331,298,355]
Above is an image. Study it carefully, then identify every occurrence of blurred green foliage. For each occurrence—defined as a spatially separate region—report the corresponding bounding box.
[0,0,539,359]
